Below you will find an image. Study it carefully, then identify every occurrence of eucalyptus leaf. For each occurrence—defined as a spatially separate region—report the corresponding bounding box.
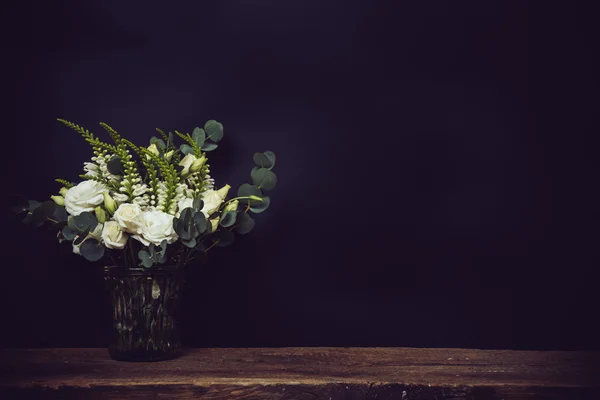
[52,205,68,222]
[73,227,90,246]
[249,196,271,214]
[70,212,98,233]
[213,229,234,247]
[253,152,276,169]
[204,120,224,142]
[138,249,151,261]
[41,200,56,218]
[30,206,47,228]
[192,127,206,147]
[61,226,77,241]
[220,211,237,228]
[107,156,125,175]
[180,144,194,155]
[201,142,218,152]
[150,136,166,150]
[193,212,206,234]
[28,200,41,212]
[182,237,197,248]
[237,183,262,204]
[80,238,105,262]
[251,168,277,191]
[193,197,204,212]
[235,213,255,234]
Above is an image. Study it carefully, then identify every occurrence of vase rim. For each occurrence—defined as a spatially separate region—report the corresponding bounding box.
[104,265,183,276]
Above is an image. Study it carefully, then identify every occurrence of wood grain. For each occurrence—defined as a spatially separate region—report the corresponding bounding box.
[1,347,598,399]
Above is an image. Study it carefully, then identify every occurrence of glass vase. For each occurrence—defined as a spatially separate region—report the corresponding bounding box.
[104,266,185,362]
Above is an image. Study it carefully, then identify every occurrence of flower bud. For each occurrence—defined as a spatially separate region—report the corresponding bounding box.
[223,199,239,213]
[190,155,207,173]
[51,195,65,206]
[103,192,117,214]
[216,184,231,200]
[59,187,69,197]
[147,143,160,159]
[164,150,174,162]
[210,218,219,233]
[94,206,107,224]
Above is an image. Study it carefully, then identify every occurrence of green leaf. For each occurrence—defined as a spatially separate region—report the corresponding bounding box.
[237,183,263,204]
[69,212,98,233]
[213,229,234,247]
[138,249,151,261]
[28,200,41,212]
[176,208,195,240]
[149,244,156,258]
[61,226,77,241]
[192,127,206,147]
[193,212,207,234]
[253,151,276,169]
[180,144,194,155]
[251,168,277,191]
[193,197,204,212]
[80,238,105,262]
[204,120,224,142]
[150,136,166,150]
[182,237,197,248]
[73,227,90,246]
[201,142,218,151]
[30,205,48,228]
[41,200,56,218]
[52,205,68,222]
[168,132,174,149]
[235,213,255,234]
[220,211,237,228]
[249,196,271,213]
[107,156,124,175]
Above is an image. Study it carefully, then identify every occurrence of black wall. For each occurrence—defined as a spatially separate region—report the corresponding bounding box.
[6,1,599,350]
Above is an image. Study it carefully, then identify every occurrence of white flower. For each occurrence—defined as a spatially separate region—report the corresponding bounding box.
[176,197,194,217]
[132,210,178,246]
[64,180,107,216]
[200,187,228,218]
[101,221,128,249]
[112,193,129,203]
[113,203,144,234]
[72,223,103,254]
[179,153,197,175]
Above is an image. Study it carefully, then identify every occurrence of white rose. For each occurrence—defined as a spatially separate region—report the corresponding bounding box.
[113,203,144,234]
[72,223,104,254]
[101,221,128,249]
[179,153,197,175]
[64,180,107,216]
[132,210,178,246]
[176,197,194,217]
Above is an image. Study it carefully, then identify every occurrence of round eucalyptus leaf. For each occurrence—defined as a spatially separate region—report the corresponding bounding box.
[73,227,90,246]
[220,211,237,228]
[193,197,204,212]
[52,205,68,222]
[251,168,277,191]
[28,200,42,212]
[41,200,56,218]
[253,153,273,169]
[138,249,151,261]
[70,212,98,233]
[201,142,218,152]
[249,196,271,214]
[204,120,224,142]
[182,237,197,248]
[237,183,262,204]
[235,213,255,234]
[80,239,105,262]
[150,136,166,150]
[180,144,194,155]
[107,156,125,175]
[193,212,207,234]
[61,226,77,241]
[192,127,206,147]
[214,229,234,247]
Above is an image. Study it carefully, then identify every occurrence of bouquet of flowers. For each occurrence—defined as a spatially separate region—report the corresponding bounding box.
[13,119,277,268]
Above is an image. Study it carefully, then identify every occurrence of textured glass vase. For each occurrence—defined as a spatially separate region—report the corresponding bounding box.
[104,266,185,362]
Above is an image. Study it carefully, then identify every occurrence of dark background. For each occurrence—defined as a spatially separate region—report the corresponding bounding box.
[6,1,599,351]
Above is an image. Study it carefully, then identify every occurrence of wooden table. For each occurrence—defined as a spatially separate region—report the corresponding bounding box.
[1,347,598,399]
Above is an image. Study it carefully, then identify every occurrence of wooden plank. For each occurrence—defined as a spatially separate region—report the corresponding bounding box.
[0,347,598,399]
